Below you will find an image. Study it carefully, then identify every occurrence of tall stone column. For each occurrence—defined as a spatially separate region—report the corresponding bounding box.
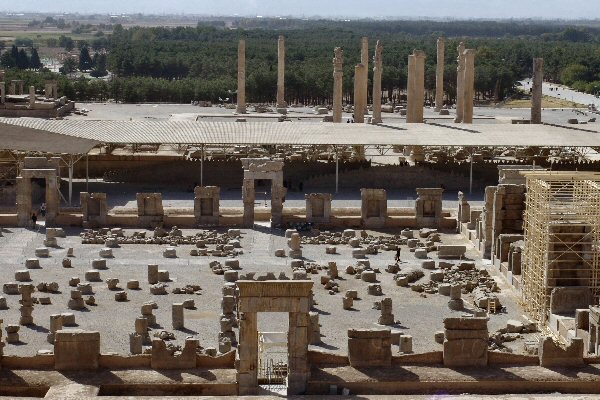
[454,42,466,123]
[16,177,32,227]
[353,64,367,123]
[46,174,59,225]
[236,40,246,114]
[531,58,544,124]
[276,35,287,110]
[242,179,255,228]
[287,312,310,395]
[237,311,258,395]
[407,50,426,123]
[29,86,35,107]
[372,40,383,124]
[435,37,445,112]
[360,37,369,115]
[0,82,5,104]
[462,49,476,124]
[332,47,344,123]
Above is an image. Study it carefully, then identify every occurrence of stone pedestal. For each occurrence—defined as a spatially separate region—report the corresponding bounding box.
[55,330,100,370]
[443,317,488,367]
[361,188,387,228]
[305,193,332,224]
[407,50,426,123]
[415,188,443,228]
[81,192,107,227]
[194,186,220,225]
[136,193,164,228]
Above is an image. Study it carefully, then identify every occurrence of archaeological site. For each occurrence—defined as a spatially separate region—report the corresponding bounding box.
[1,12,600,399]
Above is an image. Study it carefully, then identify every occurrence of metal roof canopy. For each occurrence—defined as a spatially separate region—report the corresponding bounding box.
[1,118,600,151]
[0,120,100,154]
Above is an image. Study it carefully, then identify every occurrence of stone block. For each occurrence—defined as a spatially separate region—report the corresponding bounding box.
[35,247,49,257]
[438,245,466,259]
[443,317,487,330]
[99,248,113,258]
[3,282,20,294]
[275,249,286,257]
[224,259,240,269]
[126,280,140,290]
[224,270,239,282]
[343,297,353,310]
[15,270,31,282]
[352,248,366,259]
[54,330,100,370]
[114,291,127,302]
[163,247,177,258]
[348,328,391,367]
[158,270,170,282]
[25,258,41,269]
[399,335,413,353]
[85,270,101,282]
[326,246,337,254]
[443,338,487,367]
[61,313,76,326]
[539,336,584,367]
[421,260,435,270]
[430,269,444,282]
[361,270,377,283]
[77,283,93,295]
[148,264,159,284]
[92,259,107,270]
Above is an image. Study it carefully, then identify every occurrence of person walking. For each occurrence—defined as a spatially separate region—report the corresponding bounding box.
[40,203,47,218]
[31,212,37,228]
[395,247,401,263]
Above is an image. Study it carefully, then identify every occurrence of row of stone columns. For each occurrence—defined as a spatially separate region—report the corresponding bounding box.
[237,37,545,126]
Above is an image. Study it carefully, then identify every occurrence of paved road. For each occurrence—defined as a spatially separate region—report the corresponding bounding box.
[519,79,600,109]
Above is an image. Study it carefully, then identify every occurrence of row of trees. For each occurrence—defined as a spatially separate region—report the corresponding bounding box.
[105,23,600,104]
[59,47,108,77]
[0,45,42,70]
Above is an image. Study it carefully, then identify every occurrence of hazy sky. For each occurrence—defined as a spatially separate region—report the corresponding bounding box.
[5,0,599,19]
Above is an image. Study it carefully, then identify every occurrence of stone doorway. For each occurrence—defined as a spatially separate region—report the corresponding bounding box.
[241,158,287,228]
[236,280,312,395]
[16,157,60,227]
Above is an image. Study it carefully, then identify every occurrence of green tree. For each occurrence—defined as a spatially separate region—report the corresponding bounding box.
[29,48,42,69]
[562,64,590,86]
[16,48,29,69]
[78,46,93,71]
[60,57,77,75]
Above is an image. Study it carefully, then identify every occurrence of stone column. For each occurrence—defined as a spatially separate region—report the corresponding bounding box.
[287,312,310,395]
[237,39,246,114]
[531,58,544,124]
[0,82,5,104]
[435,37,445,112]
[16,176,32,227]
[242,179,255,228]
[238,311,258,395]
[29,86,35,107]
[45,174,59,225]
[407,50,426,123]
[271,182,286,228]
[462,49,476,124]
[332,47,344,123]
[454,42,466,123]
[276,35,287,110]
[9,81,15,95]
[360,37,369,115]
[353,64,367,123]
[372,40,383,124]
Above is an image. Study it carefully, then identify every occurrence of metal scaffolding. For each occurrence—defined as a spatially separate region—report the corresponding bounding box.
[522,171,600,324]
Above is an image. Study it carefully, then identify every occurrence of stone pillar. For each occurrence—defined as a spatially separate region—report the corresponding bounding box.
[17,80,23,95]
[54,330,100,370]
[172,303,184,329]
[332,47,344,123]
[237,40,246,114]
[407,50,426,123]
[271,182,286,228]
[372,40,383,124]
[276,35,287,110]
[242,179,255,228]
[462,49,476,124]
[435,37,445,112]
[9,80,15,95]
[0,82,5,104]
[531,58,544,124]
[45,175,59,226]
[238,311,258,395]
[16,177,32,227]
[287,312,310,395]
[454,42,466,123]
[360,37,369,115]
[29,85,35,107]
[353,64,367,123]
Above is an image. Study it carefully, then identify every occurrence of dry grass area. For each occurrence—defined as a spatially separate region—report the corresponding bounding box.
[502,95,585,109]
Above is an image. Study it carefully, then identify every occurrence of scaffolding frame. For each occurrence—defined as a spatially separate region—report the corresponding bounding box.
[522,172,600,324]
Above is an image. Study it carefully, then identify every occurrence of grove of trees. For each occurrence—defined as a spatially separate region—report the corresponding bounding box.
[2,18,600,103]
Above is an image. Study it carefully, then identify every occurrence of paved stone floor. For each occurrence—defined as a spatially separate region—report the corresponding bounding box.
[0,222,533,357]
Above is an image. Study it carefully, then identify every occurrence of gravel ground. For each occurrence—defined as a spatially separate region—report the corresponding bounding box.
[0,224,532,357]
